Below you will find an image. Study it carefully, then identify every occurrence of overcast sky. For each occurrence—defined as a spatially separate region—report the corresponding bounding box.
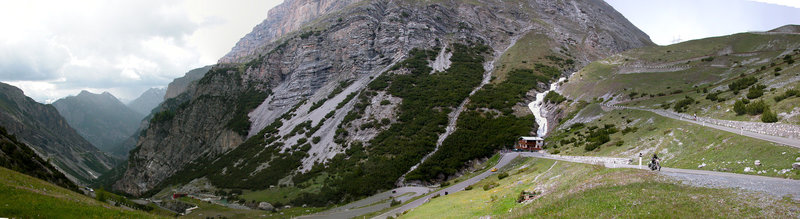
[1,0,799,103]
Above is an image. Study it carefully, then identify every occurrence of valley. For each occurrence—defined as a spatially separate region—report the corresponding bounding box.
[0,0,799,218]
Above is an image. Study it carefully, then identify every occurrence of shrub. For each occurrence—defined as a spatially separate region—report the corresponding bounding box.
[312,136,321,144]
[761,110,778,123]
[464,185,473,190]
[745,100,768,116]
[616,141,624,146]
[483,182,499,191]
[497,172,509,180]
[774,89,799,102]
[380,100,390,105]
[673,96,695,113]
[733,99,746,115]
[441,181,450,187]
[543,91,567,104]
[729,76,757,91]
[746,85,765,99]
[390,199,401,206]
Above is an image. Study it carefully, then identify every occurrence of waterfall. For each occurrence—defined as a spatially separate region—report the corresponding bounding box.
[528,76,568,137]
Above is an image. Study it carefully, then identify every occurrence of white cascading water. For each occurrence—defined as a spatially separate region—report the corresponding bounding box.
[528,76,568,137]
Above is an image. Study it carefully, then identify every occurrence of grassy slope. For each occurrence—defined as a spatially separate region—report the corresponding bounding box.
[561,33,800,124]
[547,105,800,179]
[0,167,163,218]
[178,196,323,219]
[492,32,560,83]
[399,157,800,219]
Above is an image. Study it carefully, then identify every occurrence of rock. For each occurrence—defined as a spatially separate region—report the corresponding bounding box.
[793,163,800,170]
[754,160,761,166]
[258,202,274,211]
[796,157,799,162]
[698,163,706,168]
[744,167,754,172]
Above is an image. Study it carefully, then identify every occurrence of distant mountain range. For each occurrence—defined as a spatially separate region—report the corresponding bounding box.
[127,87,166,116]
[0,82,118,183]
[53,91,144,156]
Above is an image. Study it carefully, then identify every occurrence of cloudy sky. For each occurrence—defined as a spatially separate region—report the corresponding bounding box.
[1,0,799,103]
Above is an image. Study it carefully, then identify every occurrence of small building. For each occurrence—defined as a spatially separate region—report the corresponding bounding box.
[515,136,543,151]
[172,193,187,199]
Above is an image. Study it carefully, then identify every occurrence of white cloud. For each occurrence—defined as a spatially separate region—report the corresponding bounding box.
[0,0,283,102]
[749,0,800,8]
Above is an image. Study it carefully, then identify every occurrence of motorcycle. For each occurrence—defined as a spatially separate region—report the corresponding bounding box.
[648,159,661,171]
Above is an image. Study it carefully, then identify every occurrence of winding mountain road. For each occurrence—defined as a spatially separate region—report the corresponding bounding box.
[607,105,800,148]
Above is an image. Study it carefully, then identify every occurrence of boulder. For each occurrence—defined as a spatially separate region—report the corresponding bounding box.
[744,167,754,172]
[698,163,706,168]
[258,202,274,211]
[754,160,761,166]
[793,163,800,170]
[795,157,799,162]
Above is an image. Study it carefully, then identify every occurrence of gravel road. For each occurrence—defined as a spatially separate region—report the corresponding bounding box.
[521,152,800,200]
[610,105,800,148]
[374,153,520,219]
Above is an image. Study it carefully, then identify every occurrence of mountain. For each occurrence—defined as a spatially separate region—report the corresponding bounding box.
[164,66,212,100]
[52,91,144,156]
[218,0,361,63]
[0,126,77,191]
[115,0,652,198]
[0,82,118,183]
[127,88,166,115]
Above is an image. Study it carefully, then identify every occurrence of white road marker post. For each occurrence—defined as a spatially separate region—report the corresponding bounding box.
[638,153,642,169]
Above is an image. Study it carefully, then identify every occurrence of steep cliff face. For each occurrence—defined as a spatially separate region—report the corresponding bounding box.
[53,91,144,156]
[127,87,166,116]
[218,0,363,63]
[164,66,212,100]
[117,0,652,197]
[0,83,118,183]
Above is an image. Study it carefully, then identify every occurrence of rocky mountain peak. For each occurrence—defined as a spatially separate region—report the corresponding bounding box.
[218,0,363,63]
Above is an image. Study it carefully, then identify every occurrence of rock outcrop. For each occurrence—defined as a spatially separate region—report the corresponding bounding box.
[116,0,652,196]
[164,66,212,100]
[218,0,363,63]
[0,82,118,183]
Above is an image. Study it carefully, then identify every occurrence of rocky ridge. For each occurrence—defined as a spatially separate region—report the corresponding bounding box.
[116,0,652,197]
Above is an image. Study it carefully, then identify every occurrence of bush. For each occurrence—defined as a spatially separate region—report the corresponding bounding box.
[312,136,321,144]
[733,99,747,115]
[497,172,509,180]
[745,100,768,115]
[441,181,450,187]
[761,110,778,123]
[728,76,757,91]
[774,89,799,102]
[390,199,401,206]
[746,85,765,99]
[483,182,499,191]
[673,96,695,113]
[543,91,567,104]
[464,185,473,190]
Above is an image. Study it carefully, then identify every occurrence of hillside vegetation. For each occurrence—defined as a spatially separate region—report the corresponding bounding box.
[561,33,800,124]
[0,167,162,218]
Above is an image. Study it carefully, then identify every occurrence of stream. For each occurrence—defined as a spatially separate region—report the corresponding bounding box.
[528,76,568,137]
